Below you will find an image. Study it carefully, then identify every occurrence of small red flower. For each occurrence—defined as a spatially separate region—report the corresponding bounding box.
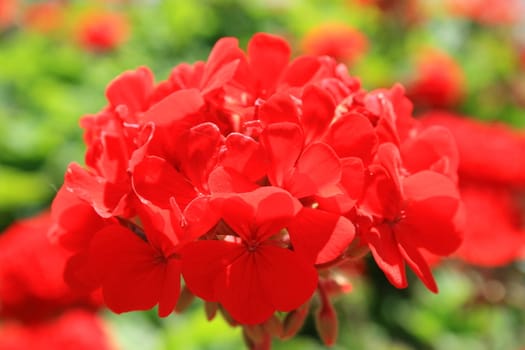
[0,0,17,31]
[446,0,523,25]
[301,23,368,65]
[182,187,318,324]
[407,49,465,109]
[359,144,463,291]
[74,9,129,52]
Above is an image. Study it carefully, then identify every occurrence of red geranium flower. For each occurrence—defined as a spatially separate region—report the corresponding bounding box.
[182,187,355,325]
[359,144,463,291]
[50,33,465,346]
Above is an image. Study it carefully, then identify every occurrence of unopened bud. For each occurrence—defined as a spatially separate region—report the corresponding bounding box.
[315,285,338,346]
[242,327,271,350]
[219,305,238,326]
[282,301,311,339]
[243,324,265,345]
[174,286,194,313]
[204,301,218,321]
[262,315,283,338]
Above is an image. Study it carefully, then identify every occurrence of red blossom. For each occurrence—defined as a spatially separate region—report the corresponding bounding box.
[182,187,318,325]
[74,9,129,52]
[0,212,101,323]
[446,0,523,25]
[301,23,368,65]
[407,49,465,109]
[359,144,463,291]
[0,310,114,350]
[421,111,525,186]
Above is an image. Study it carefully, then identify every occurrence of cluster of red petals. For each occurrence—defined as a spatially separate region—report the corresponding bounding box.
[301,23,368,65]
[53,33,464,326]
[74,9,129,52]
[407,49,465,110]
[421,111,525,266]
[0,213,112,349]
[446,0,523,25]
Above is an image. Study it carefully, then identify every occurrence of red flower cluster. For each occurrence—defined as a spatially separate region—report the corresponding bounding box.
[0,213,113,350]
[52,33,464,345]
[421,112,525,266]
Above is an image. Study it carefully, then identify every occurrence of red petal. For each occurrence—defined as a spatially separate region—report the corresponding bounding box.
[398,240,438,293]
[216,187,300,241]
[363,225,407,289]
[401,125,459,180]
[260,122,303,187]
[89,224,180,315]
[301,85,335,143]
[220,133,268,182]
[50,185,107,251]
[208,166,259,193]
[396,171,462,255]
[177,122,222,192]
[258,93,300,125]
[142,89,204,126]
[248,33,291,94]
[325,112,378,164]
[287,208,355,264]
[106,66,154,113]
[281,56,322,88]
[64,163,128,218]
[181,240,245,302]
[286,142,341,198]
[201,38,244,93]
[184,241,317,325]
[132,156,196,209]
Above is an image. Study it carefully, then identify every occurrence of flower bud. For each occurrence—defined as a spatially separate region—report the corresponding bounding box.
[204,301,218,321]
[174,286,194,313]
[262,315,283,338]
[282,301,310,339]
[315,285,338,346]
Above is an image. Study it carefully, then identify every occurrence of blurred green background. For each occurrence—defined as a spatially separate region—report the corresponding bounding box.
[1,0,524,349]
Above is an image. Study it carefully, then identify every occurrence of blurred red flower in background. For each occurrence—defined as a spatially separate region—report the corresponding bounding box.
[0,212,102,322]
[421,112,525,266]
[74,9,129,52]
[301,23,368,65]
[0,0,17,30]
[446,0,523,25]
[407,49,465,110]
[22,1,64,34]
[0,212,114,349]
[0,310,115,350]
